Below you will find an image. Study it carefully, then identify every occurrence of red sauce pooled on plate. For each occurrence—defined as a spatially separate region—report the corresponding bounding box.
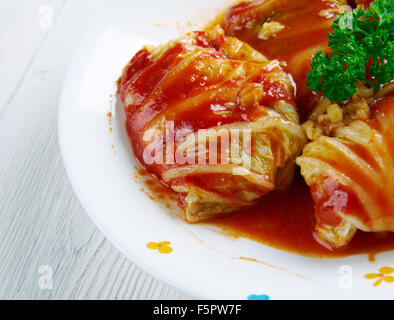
[139,168,394,258]
[208,175,394,258]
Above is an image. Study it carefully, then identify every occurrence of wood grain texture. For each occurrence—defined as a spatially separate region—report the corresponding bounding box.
[0,0,186,300]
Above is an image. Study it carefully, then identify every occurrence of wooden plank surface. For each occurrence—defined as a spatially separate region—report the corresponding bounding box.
[0,0,186,300]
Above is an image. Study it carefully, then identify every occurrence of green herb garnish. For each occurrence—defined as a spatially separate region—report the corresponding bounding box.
[307,0,394,103]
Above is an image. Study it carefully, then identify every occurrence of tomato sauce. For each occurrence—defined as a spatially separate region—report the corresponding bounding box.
[139,166,394,258]
[206,175,394,257]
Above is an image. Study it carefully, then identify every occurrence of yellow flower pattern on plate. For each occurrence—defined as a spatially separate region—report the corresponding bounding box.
[147,241,173,254]
[365,267,394,287]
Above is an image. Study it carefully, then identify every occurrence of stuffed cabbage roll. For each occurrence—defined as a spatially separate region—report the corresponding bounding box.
[297,97,394,248]
[118,29,306,222]
[216,0,351,119]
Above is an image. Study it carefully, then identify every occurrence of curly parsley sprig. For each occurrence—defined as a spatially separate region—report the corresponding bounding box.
[307,0,394,103]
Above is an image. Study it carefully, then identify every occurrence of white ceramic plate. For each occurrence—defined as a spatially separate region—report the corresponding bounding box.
[58,0,394,300]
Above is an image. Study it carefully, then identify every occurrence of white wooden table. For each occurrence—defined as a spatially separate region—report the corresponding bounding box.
[0,0,186,300]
